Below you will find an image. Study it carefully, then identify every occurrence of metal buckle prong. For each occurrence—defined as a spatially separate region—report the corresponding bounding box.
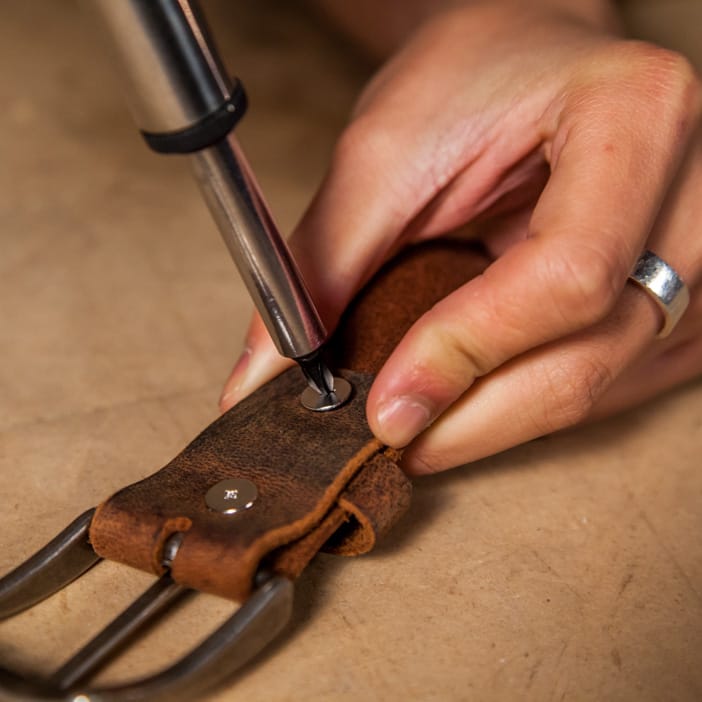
[49,572,189,692]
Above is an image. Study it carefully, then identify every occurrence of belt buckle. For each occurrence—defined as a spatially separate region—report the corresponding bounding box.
[0,509,293,701]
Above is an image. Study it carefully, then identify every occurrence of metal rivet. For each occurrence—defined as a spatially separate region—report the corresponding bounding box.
[300,376,352,412]
[205,478,258,515]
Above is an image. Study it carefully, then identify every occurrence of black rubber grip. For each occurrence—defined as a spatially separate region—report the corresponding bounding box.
[141,80,248,154]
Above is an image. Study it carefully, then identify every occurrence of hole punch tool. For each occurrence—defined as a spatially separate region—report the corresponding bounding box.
[90,0,351,413]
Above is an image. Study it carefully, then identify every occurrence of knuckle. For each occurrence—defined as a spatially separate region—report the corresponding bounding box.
[535,355,614,434]
[568,43,702,142]
[407,449,444,476]
[641,44,699,95]
[544,245,623,328]
[627,43,702,124]
[421,303,494,380]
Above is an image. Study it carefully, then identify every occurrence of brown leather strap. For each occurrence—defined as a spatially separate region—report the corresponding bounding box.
[89,240,490,601]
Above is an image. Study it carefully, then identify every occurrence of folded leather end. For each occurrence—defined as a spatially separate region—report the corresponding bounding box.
[325,450,412,556]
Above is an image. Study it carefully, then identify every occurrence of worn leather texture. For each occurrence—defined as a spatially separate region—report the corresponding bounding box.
[330,239,490,373]
[89,240,490,601]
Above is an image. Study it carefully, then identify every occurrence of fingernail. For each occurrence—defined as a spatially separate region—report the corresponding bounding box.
[219,346,252,408]
[375,395,434,448]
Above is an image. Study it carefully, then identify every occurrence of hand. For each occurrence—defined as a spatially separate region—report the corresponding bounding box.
[220,3,702,474]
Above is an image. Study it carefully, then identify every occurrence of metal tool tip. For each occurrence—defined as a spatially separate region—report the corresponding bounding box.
[298,354,352,412]
[300,377,352,412]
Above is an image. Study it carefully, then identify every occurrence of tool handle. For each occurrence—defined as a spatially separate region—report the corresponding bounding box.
[89,0,327,360]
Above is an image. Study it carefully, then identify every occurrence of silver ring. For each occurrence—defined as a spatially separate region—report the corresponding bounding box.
[628,250,690,338]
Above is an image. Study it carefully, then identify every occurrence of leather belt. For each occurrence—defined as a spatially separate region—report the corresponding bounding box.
[90,239,489,600]
[0,239,490,700]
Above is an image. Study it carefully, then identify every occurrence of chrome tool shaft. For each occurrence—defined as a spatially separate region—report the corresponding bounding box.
[90,0,350,409]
